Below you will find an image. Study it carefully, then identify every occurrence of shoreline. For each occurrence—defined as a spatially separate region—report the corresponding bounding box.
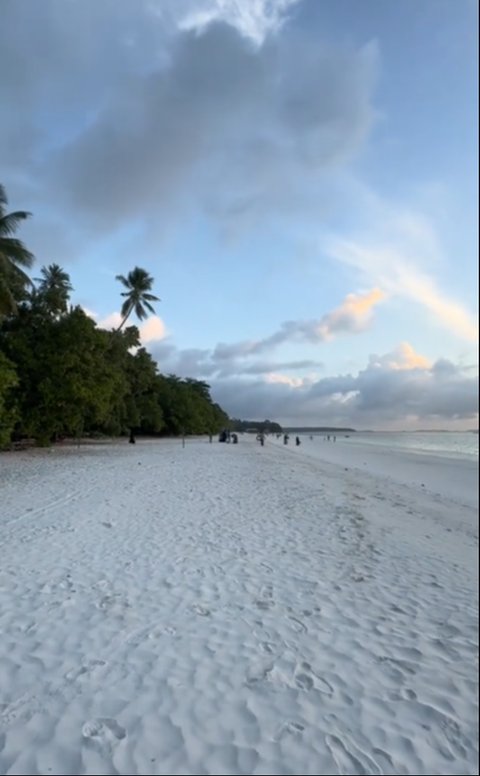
[270,434,479,510]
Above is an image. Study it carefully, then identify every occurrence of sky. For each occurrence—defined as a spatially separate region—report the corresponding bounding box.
[1,0,478,430]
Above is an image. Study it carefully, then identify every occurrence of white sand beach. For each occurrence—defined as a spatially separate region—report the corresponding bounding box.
[0,435,478,775]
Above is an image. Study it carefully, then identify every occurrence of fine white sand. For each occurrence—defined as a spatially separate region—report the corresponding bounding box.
[0,435,478,775]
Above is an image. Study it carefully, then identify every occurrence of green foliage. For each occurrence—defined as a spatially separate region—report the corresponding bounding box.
[0,305,130,444]
[231,418,283,434]
[0,194,232,449]
[0,184,34,316]
[33,263,73,317]
[0,351,18,448]
[0,272,231,445]
[115,267,160,331]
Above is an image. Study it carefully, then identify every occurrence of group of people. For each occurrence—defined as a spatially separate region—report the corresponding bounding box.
[218,429,238,444]
[282,434,301,446]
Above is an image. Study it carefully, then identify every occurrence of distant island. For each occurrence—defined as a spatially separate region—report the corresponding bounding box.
[283,427,356,433]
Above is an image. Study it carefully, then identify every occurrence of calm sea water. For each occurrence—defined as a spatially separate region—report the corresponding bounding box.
[330,431,478,461]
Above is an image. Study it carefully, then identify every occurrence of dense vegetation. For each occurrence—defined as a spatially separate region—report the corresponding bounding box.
[0,185,230,447]
[230,418,283,434]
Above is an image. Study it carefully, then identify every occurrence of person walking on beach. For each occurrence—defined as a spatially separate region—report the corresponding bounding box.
[129,429,136,444]
[295,436,301,446]
[283,434,289,445]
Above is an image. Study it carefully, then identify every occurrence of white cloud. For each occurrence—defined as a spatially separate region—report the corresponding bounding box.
[97,311,122,330]
[314,287,386,340]
[138,316,167,343]
[264,372,306,387]
[93,312,167,345]
[175,0,301,46]
[326,229,478,343]
[213,288,385,361]
[369,342,431,371]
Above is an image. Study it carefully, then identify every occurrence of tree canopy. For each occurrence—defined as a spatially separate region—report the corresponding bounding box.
[0,184,283,449]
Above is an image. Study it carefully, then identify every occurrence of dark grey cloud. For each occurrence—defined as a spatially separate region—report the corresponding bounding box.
[150,340,322,380]
[151,334,478,427]
[243,359,324,375]
[0,0,377,243]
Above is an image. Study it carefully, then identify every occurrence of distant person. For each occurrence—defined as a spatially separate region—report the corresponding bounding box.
[295,436,301,446]
[129,430,136,444]
[232,433,238,444]
[283,434,289,445]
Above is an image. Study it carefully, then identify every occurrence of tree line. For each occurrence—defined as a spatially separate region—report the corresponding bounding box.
[0,184,230,447]
[230,419,283,434]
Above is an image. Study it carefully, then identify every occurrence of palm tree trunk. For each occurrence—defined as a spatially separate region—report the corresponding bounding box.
[114,304,133,333]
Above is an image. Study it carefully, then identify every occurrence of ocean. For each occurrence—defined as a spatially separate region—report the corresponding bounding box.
[326,431,478,461]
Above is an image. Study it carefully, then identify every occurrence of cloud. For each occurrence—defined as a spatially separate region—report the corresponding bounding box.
[139,316,167,343]
[148,326,478,428]
[312,287,385,339]
[96,312,122,330]
[0,1,377,244]
[83,298,477,427]
[86,309,167,345]
[176,0,301,46]
[210,345,478,428]
[213,288,385,360]
[244,359,324,374]
[325,204,478,343]
[264,372,309,387]
[368,342,431,371]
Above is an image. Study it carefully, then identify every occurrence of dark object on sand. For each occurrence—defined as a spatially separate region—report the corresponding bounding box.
[129,430,136,444]
[231,433,238,444]
[295,436,301,446]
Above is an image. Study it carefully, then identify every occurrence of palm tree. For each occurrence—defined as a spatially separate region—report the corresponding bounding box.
[34,263,73,317]
[115,266,160,331]
[0,184,34,315]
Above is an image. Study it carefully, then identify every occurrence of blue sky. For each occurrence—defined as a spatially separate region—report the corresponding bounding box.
[1,0,478,429]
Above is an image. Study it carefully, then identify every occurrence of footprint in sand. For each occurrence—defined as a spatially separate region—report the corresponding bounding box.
[66,659,106,682]
[259,641,276,654]
[274,721,305,741]
[325,730,382,775]
[82,717,126,758]
[255,599,274,610]
[246,661,274,686]
[294,662,334,695]
[295,672,314,690]
[287,615,308,633]
[191,604,211,617]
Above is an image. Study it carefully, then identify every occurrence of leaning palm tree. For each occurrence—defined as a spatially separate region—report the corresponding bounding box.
[0,184,34,315]
[34,263,73,317]
[115,266,160,331]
